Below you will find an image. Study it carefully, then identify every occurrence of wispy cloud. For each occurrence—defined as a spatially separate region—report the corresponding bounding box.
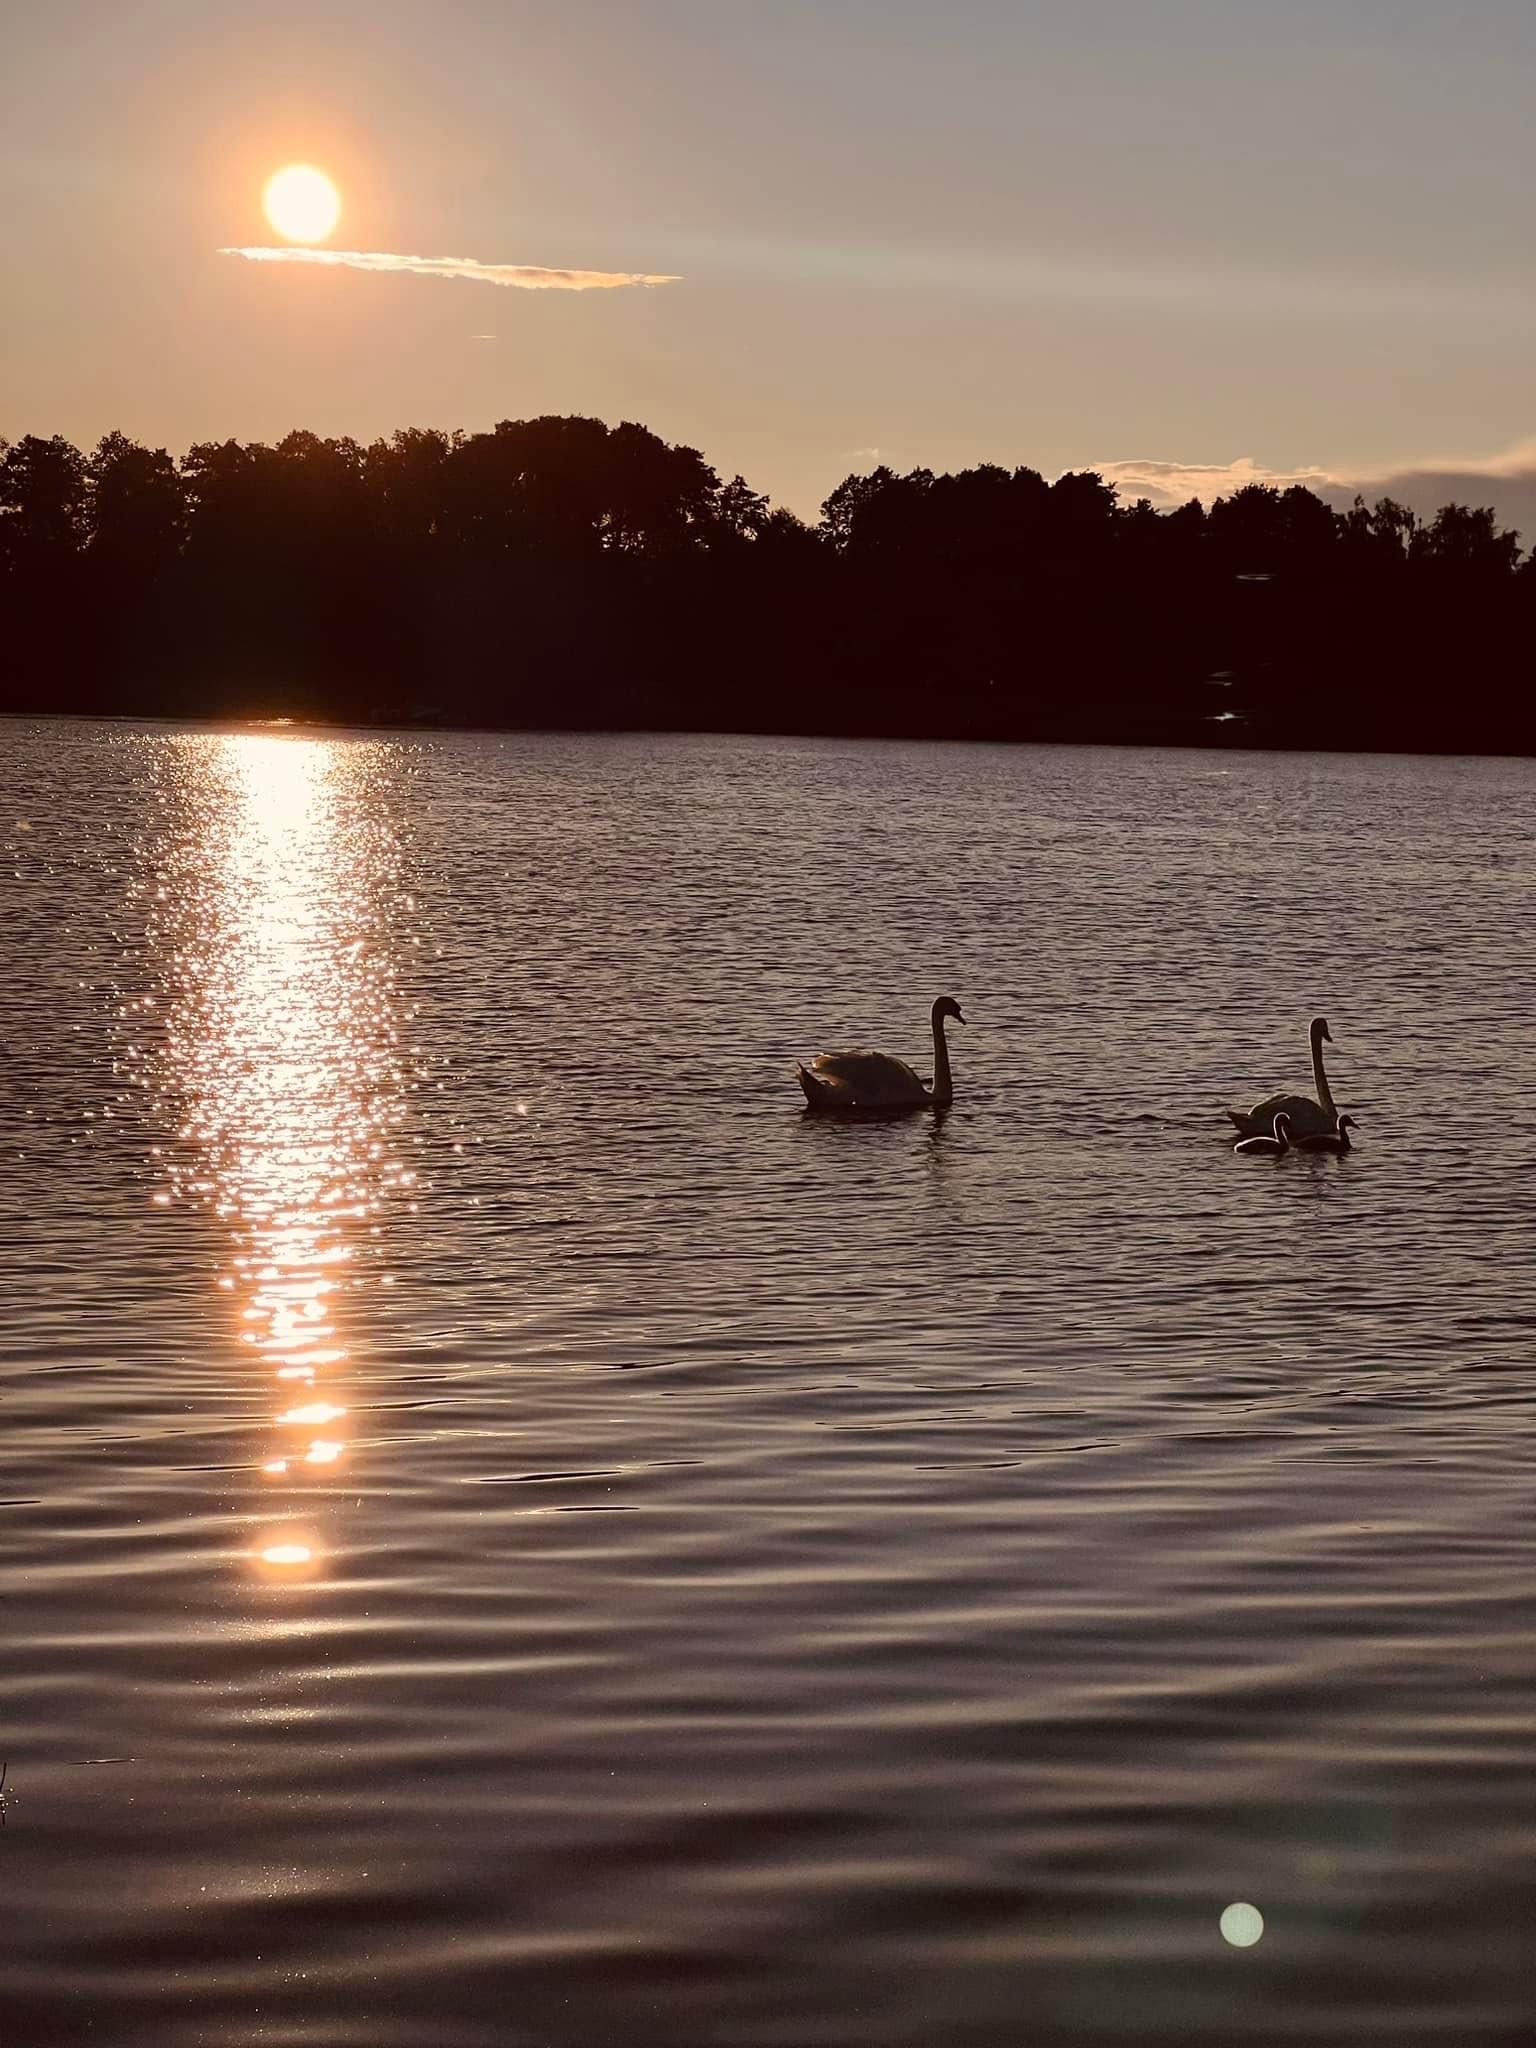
[1094,455,1337,505]
[219,246,679,291]
[1093,439,1536,536]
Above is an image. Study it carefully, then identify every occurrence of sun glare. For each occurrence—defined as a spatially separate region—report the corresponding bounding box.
[263,164,341,245]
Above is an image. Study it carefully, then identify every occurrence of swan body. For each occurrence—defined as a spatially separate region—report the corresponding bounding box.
[797,996,965,1114]
[1294,1113,1357,1154]
[1228,1016,1337,1139]
[1234,1111,1292,1157]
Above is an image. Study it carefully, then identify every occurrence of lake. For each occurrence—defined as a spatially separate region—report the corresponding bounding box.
[5,716,1536,2047]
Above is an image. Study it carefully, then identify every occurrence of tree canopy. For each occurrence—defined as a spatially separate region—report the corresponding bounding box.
[2,417,1533,752]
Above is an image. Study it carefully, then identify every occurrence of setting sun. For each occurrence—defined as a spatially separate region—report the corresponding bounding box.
[263,164,340,244]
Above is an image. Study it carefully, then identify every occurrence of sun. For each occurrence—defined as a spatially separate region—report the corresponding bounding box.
[263,165,341,245]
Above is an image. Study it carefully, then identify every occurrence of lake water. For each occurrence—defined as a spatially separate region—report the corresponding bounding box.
[5,717,1536,2046]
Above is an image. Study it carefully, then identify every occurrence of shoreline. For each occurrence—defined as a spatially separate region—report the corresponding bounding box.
[7,703,1536,765]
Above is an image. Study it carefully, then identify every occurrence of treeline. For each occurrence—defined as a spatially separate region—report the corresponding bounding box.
[2,417,1534,751]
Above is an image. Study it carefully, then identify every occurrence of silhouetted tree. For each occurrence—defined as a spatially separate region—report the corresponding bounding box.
[1412,502,1522,576]
[0,434,88,564]
[87,433,186,575]
[3,415,1534,751]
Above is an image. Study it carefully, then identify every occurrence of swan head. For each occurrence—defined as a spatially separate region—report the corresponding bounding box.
[1311,1015,1332,1044]
[1337,1115,1357,1134]
[933,996,966,1027]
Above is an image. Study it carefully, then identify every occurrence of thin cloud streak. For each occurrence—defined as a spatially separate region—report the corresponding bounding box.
[219,246,680,291]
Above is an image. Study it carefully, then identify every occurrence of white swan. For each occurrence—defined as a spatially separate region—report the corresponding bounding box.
[1294,1113,1357,1154]
[797,996,965,1113]
[1234,1111,1292,1157]
[1228,1016,1337,1140]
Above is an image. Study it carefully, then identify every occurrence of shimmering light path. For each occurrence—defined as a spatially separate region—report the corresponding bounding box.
[138,736,409,1581]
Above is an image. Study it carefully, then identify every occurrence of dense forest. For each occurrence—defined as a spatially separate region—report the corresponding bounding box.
[3,416,1534,751]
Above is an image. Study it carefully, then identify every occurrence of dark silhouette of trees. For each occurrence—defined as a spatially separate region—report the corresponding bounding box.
[88,432,186,570]
[3,415,1535,752]
[0,434,89,563]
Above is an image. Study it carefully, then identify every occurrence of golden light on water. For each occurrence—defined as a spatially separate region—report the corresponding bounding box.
[263,164,341,244]
[138,732,409,1583]
[278,1402,347,1428]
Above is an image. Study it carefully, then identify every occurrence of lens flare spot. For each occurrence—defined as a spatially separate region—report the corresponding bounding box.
[1220,1902,1264,1948]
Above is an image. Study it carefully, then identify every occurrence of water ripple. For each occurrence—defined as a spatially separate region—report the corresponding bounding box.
[5,724,1536,2044]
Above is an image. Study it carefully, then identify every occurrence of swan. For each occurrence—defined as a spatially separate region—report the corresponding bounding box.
[797,996,965,1113]
[1234,1111,1292,1157]
[1227,1016,1337,1139]
[1294,1113,1357,1154]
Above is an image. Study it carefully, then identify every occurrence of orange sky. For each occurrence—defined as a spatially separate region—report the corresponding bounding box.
[7,0,1536,524]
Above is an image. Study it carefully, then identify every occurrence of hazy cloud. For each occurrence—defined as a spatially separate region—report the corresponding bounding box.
[1095,455,1334,504]
[220,246,679,291]
[1094,440,1536,537]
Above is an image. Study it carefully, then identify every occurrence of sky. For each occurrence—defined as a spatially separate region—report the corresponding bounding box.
[6,0,1536,525]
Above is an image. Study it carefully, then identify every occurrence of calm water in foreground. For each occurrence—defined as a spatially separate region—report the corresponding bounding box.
[5,717,1536,2046]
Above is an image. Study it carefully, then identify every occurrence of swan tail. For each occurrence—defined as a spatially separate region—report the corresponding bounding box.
[797,1063,832,1111]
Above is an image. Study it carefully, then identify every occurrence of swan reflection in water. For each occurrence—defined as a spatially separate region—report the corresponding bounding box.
[145,732,411,1582]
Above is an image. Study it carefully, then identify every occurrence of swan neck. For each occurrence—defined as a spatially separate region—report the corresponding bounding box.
[931,1013,954,1107]
[1311,1031,1335,1116]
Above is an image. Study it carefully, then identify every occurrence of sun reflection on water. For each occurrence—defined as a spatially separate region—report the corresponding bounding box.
[143,733,409,1580]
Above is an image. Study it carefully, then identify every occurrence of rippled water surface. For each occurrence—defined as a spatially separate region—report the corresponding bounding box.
[6,717,1536,2046]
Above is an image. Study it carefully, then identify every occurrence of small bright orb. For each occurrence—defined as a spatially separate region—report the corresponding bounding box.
[263,164,341,244]
[1220,1901,1265,1948]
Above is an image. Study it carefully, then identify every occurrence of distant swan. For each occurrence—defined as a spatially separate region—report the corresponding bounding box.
[797,996,965,1113]
[1294,1114,1357,1154]
[1228,1016,1337,1140]
[1234,1111,1292,1157]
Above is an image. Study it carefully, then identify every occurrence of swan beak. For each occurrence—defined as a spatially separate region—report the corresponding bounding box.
[954,1009,967,1026]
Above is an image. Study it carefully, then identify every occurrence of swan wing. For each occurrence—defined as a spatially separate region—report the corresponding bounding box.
[1239,1090,1332,1138]
[809,1050,929,1107]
